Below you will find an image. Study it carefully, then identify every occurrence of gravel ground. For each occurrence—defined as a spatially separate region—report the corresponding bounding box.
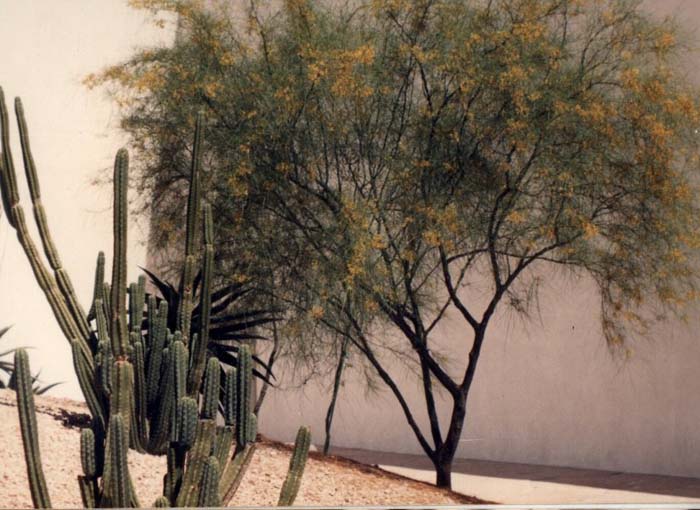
[0,389,480,507]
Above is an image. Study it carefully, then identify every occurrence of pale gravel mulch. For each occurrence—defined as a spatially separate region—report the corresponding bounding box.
[0,390,480,508]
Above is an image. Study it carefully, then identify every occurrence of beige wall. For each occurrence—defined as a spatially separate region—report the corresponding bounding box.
[260,274,700,477]
[258,0,700,478]
[0,1,175,398]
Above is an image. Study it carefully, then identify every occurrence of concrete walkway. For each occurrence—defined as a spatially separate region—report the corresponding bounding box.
[330,447,700,505]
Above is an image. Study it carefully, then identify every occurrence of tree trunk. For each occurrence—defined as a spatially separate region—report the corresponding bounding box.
[434,458,452,488]
[433,391,468,489]
[323,337,348,454]
[253,317,281,415]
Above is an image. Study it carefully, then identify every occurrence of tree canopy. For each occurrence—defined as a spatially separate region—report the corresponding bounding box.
[87,0,700,487]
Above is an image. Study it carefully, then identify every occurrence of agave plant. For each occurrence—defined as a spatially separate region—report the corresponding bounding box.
[141,267,280,380]
[0,326,62,394]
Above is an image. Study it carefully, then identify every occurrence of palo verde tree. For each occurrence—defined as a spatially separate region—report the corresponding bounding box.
[88,0,700,488]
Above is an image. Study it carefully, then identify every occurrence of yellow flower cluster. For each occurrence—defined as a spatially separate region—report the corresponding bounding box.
[303,44,375,98]
[309,305,324,319]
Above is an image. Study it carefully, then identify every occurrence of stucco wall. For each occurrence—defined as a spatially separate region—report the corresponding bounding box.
[259,274,700,477]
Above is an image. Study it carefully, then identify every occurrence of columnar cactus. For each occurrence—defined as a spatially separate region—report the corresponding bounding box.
[79,428,98,508]
[198,457,221,508]
[14,349,51,509]
[102,414,134,508]
[2,89,312,508]
[0,85,277,437]
[278,426,312,506]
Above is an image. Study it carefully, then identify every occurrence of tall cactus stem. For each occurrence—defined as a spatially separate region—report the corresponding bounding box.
[110,360,134,435]
[80,428,97,478]
[103,282,111,319]
[132,337,148,450]
[71,339,104,427]
[224,367,237,426]
[214,426,234,468]
[277,426,311,506]
[88,252,106,322]
[171,339,188,403]
[173,396,198,447]
[95,302,111,353]
[175,419,216,507]
[102,414,131,508]
[184,112,203,258]
[153,496,170,507]
[78,476,96,508]
[177,255,195,341]
[0,91,94,366]
[97,340,113,398]
[0,87,20,223]
[236,345,252,449]
[110,148,129,357]
[188,204,214,396]
[163,446,185,503]
[148,341,175,453]
[198,456,221,508]
[247,412,258,443]
[220,444,256,504]
[14,349,52,508]
[201,356,219,420]
[15,97,91,340]
[146,300,168,406]
[146,295,157,349]
[135,275,146,331]
[175,113,204,346]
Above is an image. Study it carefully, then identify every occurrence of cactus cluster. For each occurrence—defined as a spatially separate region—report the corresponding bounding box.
[1,89,310,508]
[0,86,277,426]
